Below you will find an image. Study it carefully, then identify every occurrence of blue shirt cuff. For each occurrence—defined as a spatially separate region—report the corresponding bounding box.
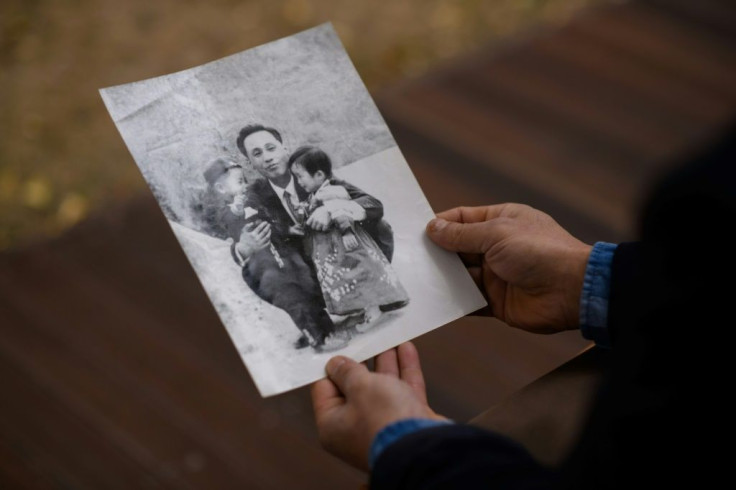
[579,241,617,348]
[369,418,453,468]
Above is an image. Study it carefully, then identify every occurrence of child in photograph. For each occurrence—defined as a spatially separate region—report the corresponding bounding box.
[289,146,409,331]
[201,157,345,351]
[201,157,252,240]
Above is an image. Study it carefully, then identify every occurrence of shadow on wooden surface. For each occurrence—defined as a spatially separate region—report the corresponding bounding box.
[1,0,734,488]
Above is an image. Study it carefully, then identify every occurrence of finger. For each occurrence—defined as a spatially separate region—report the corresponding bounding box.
[255,226,271,240]
[311,377,343,416]
[325,356,370,396]
[374,348,400,378]
[255,232,269,245]
[255,221,269,233]
[397,342,428,404]
[426,219,504,254]
[436,205,509,224]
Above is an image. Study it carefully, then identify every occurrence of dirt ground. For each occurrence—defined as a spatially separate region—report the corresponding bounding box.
[0,0,605,250]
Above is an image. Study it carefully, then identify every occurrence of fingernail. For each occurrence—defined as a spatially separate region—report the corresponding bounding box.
[427,218,447,233]
[326,357,346,376]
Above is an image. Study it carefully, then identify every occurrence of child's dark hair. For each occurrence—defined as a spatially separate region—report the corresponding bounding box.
[288,146,332,177]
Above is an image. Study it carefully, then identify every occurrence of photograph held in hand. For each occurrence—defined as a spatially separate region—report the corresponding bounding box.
[100,24,485,396]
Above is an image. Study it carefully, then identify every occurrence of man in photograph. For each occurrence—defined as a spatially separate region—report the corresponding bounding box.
[233,124,393,351]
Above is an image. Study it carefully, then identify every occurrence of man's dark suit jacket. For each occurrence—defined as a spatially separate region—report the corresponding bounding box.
[241,177,393,264]
[370,125,736,489]
[227,177,395,341]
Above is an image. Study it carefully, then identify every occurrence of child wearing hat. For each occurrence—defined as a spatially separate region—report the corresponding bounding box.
[202,157,345,352]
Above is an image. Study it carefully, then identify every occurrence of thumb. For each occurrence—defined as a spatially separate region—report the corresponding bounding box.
[326,356,369,396]
[426,218,496,254]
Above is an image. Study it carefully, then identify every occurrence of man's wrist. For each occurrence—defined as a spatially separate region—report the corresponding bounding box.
[369,418,454,469]
[235,242,253,263]
[579,241,617,348]
[567,243,594,329]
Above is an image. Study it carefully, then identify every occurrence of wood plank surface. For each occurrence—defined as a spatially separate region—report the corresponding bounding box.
[1,1,734,487]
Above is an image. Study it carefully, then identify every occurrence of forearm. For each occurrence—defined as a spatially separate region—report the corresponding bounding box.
[371,424,556,490]
[579,241,617,348]
[606,241,647,348]
[342,181,384,221]
[233,241,253,266]
[369,418,452,469]
[353,196,383,221]
[322,200,367,221]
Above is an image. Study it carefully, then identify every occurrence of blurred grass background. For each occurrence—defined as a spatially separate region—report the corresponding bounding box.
[0,0,608,251]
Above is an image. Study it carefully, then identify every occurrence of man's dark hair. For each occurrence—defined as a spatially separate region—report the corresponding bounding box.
[288,146,333,177]
[236,124,283,158]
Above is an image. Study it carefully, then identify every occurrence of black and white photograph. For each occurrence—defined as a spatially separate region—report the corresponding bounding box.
[100,23,485,396]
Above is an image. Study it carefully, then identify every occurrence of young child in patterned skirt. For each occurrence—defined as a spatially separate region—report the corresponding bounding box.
[288,146,409,331]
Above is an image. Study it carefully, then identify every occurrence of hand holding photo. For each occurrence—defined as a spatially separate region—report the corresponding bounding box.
[99,24,486,396]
